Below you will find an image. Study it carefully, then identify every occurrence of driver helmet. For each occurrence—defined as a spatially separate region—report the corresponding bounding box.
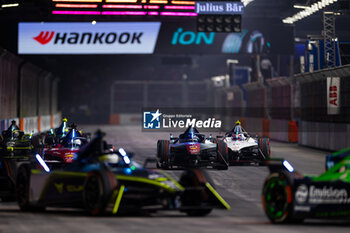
[8,120,20,132]
[12,130,21,139]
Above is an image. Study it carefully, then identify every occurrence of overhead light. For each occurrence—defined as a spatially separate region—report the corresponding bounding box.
[283,0,338,24]
[226,59,239,65]
[1,3,19,8]
[91,20,96,24]
[293,5,308,9]
[242,0,254,6]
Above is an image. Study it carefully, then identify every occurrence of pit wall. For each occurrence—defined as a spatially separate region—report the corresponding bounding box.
[0,48,60,134]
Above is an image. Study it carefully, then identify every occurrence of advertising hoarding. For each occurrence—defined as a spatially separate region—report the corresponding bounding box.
[18,22,161,54]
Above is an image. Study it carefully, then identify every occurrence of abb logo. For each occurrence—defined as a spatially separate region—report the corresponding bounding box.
[33,31,55,45]
[329,85,338,106]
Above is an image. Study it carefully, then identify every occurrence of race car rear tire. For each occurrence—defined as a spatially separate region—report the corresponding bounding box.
[262,172,301,224]
[83,170,117,216]
[259,138,271,160]
[16,165,45,212]
[180,169,213,216]
[157,140,170,168]
[216,140,229,168]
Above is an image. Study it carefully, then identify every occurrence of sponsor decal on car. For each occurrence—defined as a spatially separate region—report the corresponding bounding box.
[295,184,350,204]
[294,205,311,212]
[295,184,308,204]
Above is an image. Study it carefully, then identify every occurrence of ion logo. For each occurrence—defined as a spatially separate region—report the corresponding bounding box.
[295,185,308,204]
[33,31,55,45]
[171,28,215,45]
[143,109,162,129]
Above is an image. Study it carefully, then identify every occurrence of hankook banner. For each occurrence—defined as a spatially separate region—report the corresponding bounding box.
[18,22,161,54]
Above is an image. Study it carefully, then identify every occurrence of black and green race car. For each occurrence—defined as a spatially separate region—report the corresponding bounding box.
[326,147,350,171]
[16,131,230,216]
[0,121,34,201]
[0,120,33,156]
[262,157,350,223]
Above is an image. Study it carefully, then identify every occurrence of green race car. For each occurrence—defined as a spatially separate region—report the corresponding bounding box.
[262,157,350,223]
[326,147,350,171]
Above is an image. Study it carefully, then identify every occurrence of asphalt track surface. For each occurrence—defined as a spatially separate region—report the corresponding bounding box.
[0,125,349,233]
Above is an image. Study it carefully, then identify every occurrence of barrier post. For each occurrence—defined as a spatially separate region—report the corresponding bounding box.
[288,120,298,142]
[38,116,41,132]
[262,118,270,138]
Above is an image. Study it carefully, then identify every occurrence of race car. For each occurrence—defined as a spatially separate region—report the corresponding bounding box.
[220,120,270,165]
[157,126,229,170]
[262,157,350,223]
[0,121,34,201]
[0,120,33,156]
[16,130,230,216]
[42,125,89,163]
[40,118,90,147]
[0,154,30,201]
[52,117,70,140]
[325,147,350,171]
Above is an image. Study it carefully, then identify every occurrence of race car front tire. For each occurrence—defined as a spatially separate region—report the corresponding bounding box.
[16,164,45,212]
[83,170,117,216]
[262,172,302,224]
[179,169,213,216]
[258,138,271,160]
[216,140,229,169]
